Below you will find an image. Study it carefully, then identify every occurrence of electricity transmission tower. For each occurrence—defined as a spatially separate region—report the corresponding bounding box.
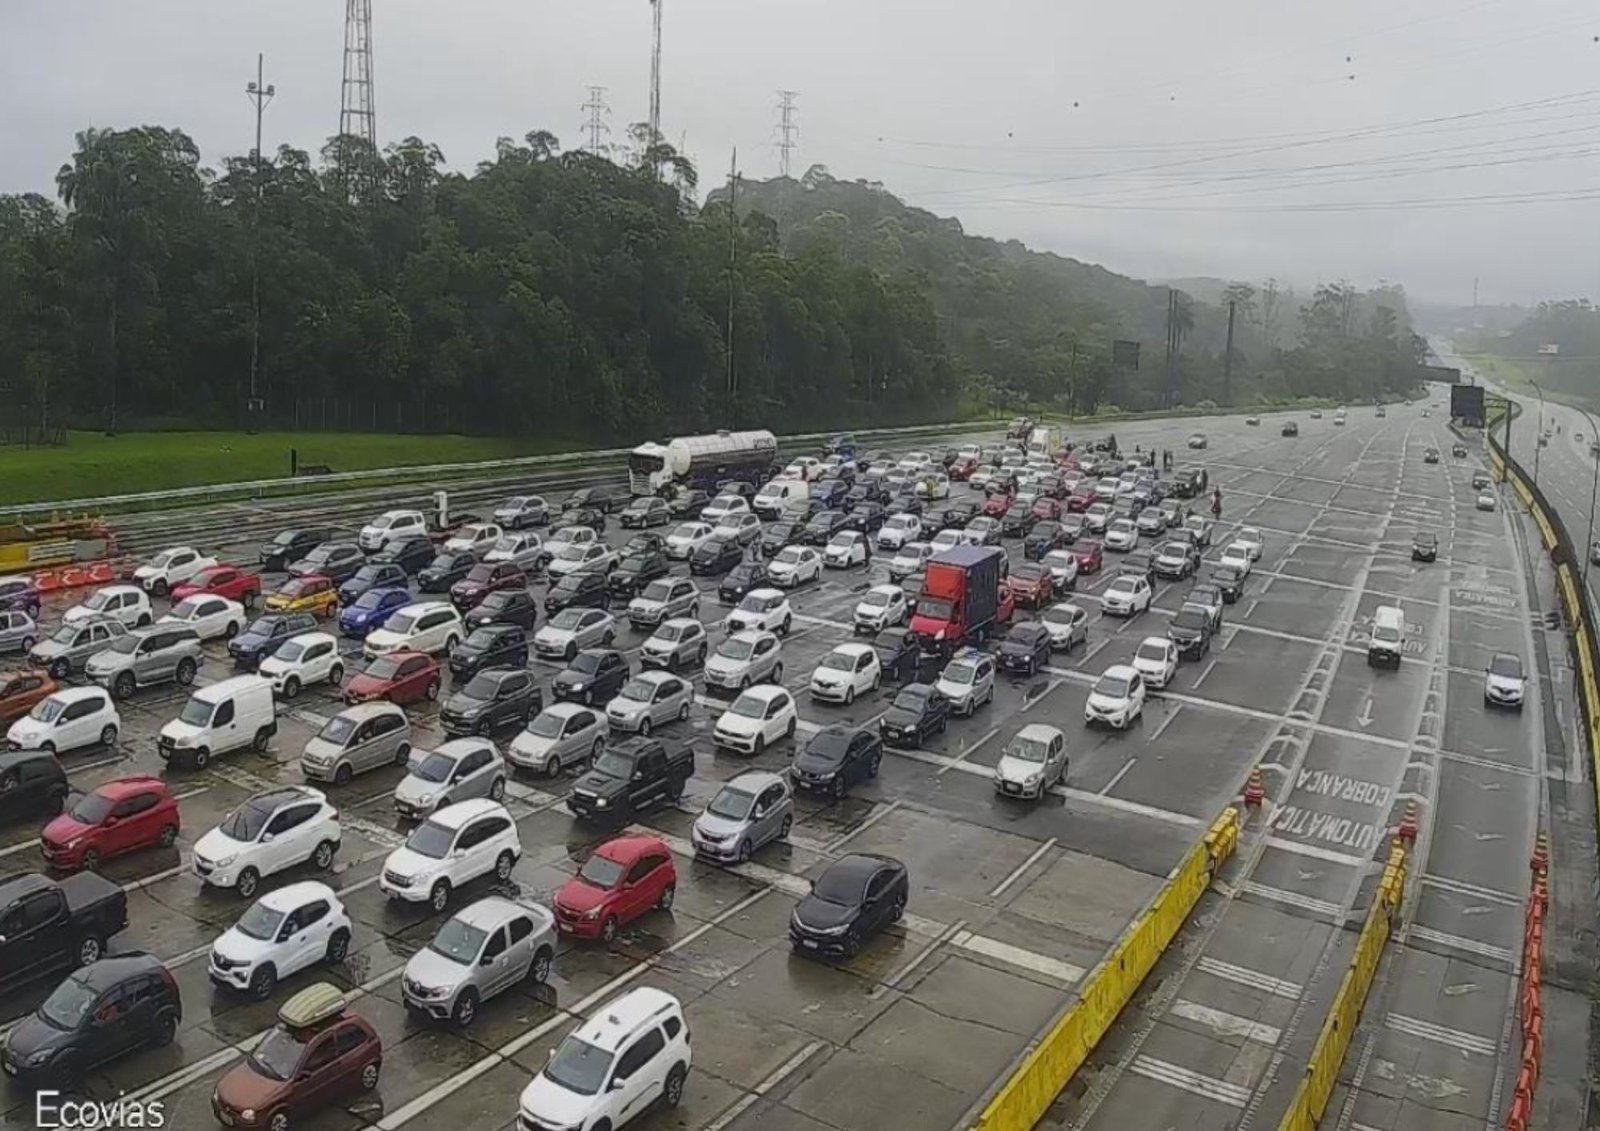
[582,86,612,155]
[647,0,663,141]
[775,90,799,177]
[340,0,376,148]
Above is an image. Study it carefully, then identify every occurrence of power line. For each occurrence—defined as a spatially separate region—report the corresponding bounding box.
[581,85,611,155]
[981,184,1600,214]
[775,90,800,178]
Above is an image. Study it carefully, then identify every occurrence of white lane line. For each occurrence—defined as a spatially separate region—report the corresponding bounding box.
[869,918,966,1000]
[1240,881,1342,919]
[1169,999,1282,1046]
[1193,657,1218,687]
[1419,873,1522,907]
[1129,1055,1252,1107]
[988,837,1057,899]
[935,724,998,777]
[1409,925,1516,964]
[375,887,775,1129]
[1385,1012,1498,1056]
[823,799,902,853]
[1263,836,1368,867]
[1147,705,1183,742]
[1100,758,1137,796]
[701,1040,827,1131]
[121,863,186,892]
[1203,953,1299,998]
[949,930,1085,984]
[1437,748,1537,777]
[341,813,408,850]
[1020,677,1062,712]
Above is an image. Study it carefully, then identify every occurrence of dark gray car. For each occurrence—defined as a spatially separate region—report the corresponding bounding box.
[30,618,130,680]
[440,669,542,737]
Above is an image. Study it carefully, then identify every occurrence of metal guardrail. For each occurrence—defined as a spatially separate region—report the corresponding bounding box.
[8,419,1004,518]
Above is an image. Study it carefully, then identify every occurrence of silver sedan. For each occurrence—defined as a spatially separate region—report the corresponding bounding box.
[604,671,693,736]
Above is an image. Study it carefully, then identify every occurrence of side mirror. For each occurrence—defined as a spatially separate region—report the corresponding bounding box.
[103,815,119,827]
[481,953,496,967]
[261,832,275,844]
[609,1077,628,1092]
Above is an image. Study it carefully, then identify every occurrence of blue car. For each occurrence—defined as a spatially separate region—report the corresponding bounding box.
[338,585,410,637]
[0,576,41,619]
[337,562,408,606]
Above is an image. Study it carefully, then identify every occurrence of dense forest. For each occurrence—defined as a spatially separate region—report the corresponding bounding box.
[0,126,1426,441]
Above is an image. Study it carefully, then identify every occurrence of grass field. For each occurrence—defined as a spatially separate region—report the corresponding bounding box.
[0,431,589,509]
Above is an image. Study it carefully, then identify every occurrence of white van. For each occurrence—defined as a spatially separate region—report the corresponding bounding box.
[753,478,807,520]
[1368,606,1404,668]
[158,674,278,769]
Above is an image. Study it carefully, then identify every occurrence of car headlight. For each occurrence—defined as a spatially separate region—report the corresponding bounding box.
[583,907,601,919]
[24,1049,53,1067]
[416,792,435,804]
[1025,773,1043,787]
[213,854,238,868]
[594,797,608,808]
[241,1110,257,1123]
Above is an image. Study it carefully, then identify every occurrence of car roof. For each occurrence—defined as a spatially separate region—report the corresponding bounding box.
[1104,664,1139,679]
[48,686,111,705]
[1014,723,1065,743]
[397,600,455,616]
[100,584,145,598]
[566,987,684,1053]
[724,769,786,793]
[595,832,670,864]
[427,797,508,828]
[259,880,340,912]
[824,852,902,885]
[452,895,538,931]
[335,700,407,723]
[94,775,168,799]
[830,642,876,657]
[247,785,325,812]
[286,631,337,646]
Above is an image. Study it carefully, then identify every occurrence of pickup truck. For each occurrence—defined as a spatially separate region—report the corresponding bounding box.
[567,738,693,822]
[0,872,128,988]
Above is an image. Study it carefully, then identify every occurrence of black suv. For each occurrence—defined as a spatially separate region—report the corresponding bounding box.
[668,489,710,519]
[371,534,437,575]
[878,683,951,747]
[997,622,1053,676]
[441,669,542,736]
[1210,564,1245,603]
[608,550,671,601]
[690,538,743,576]
[465,589,538,631]
[448,624,529,679]
[792,725,883,799]
[418,551,477,593]
[1168,608,1213,659]
[0,952,181,1083]
[873,628,923,684]
[546,572,611,616]
[552,649,630,705]
[802,511,850,546]
[720,561,771,604]
[259,528,337,573]
[758,521,804,558]
[0,749,68,821]
[228,612,318,668]
[843,502,888,534]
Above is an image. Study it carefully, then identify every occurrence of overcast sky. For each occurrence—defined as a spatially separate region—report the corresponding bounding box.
[5,0,1599,305]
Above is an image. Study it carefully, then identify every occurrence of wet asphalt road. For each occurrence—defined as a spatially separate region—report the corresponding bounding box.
[0,403,1558,1131]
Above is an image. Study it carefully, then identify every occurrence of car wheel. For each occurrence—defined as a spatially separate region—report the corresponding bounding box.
[786,716,797,738]
[330,662,344,685]
[50,659,68,680]
[564,642,577,661]
[395,741,411,766]
[832,776,847,800]
[889,895,905,923]
[80,848,101,872]
[158,823,178,848]
[429,880,451,912]
[75,934,103,967]
[452,989,479,1028]
[114,672,135,700]
[690,602,700,619]
[426,678,441,701]
[326,928,350,964]
[737,839,753,864]
[601,915,619,943]
[845,686,856,705]
[602,629,616,646]
[248,964,277,1001]
[780,814,793,840]
[224,621,240,639]
[283,675,301,700]
[360,1061,381,1091]
[639,717,653,737]
[137,613,152,628]
[494,849,515,881]
[664,1064,688,1108]
[678,701,690,722]
[489,775,506,801]
[754,733,766,755]
[253,727,273,753]
[99,724,118,748]
[154,1011,178,1046]
[192,746,211,769]
[697,644,707,666]
[312,840,336,870]
[267,1110,290,1131]
[869,750,882,778]
[153,579,169,598]
[781,615,792,636]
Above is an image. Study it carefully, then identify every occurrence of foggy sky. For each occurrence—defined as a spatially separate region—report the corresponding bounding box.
[4,0,1598,306]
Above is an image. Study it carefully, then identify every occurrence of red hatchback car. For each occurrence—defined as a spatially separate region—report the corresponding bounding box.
[983,492,1013,518]
[342,650,440,706]
[172,565,263,606]
[948,456,979,482]
[1066,485,1097,513]
[1071,539,1105,575]
[553,834,677,942]
[1031,497,1063,522]
[40,776,180,872]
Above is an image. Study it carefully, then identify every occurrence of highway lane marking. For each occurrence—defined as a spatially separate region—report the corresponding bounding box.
[1099,757,1136,796]
[1020,677,1061,712]
[1168,999,1282,1046]
[1193,657,1217,687]
[700,1040,827,1131]
[1419,873,1522,906]
[1147,705,1183,742]
[1408,924,1516,965]
[1385,1012,1497,1056]
[934,724,998,777]
[823,799,902,853]
[1437,748,1537,776]
[869,918,967,1000]
[988,837,1057,899]
[1129,1055,1251,1107]
[1263,836,1368,867]
[1239,881,1342,919]
[1195,956,1302,999]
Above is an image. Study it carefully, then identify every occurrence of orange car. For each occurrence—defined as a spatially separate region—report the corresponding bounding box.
[263,574,339,618]
[0,669,59,726]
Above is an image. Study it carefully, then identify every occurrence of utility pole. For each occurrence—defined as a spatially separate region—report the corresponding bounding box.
[340,0,377,149]
[775,90,799,177]
[1223,299,1236,407]
[1164,289,1178,409]
[726,149,739,422]
[245,54,275,424]
[647,0,663,142]
[581,85,611,155]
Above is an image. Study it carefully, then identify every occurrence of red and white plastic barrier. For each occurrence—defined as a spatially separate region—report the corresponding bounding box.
[1504,832,1551,1131]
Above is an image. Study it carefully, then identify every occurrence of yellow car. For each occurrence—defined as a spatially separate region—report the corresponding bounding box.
[264,574,338,617]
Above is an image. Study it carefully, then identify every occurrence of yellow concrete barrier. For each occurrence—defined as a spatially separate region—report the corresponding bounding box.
[1276,843,1408,1131]
[969,807,1241,1131]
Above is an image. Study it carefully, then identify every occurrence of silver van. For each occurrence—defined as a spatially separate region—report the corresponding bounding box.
[400,895,556,1026]
[301,702,413,784]
[85,625,204,700]
[394,738,508,819]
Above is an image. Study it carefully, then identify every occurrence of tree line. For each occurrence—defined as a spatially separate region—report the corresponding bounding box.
[0,125,1425,443]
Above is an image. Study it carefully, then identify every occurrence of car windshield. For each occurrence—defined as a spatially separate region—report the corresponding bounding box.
[169,598,204,619]
[593,751,636,778]
[1005,735,1050,764]
[1094,672,1133,698]
[1174,611,1207,630]
[526,711,566,738]
[405,819,455,859]
[249,1026,311,1083]
[819,652,856,672]
[619,678,656,702]
[1136,641,1169,663]
[544,1035,613,1097]
[235,901,284,942]
[729,692,769,718]
[640,580,674,603]
[38,974,99,1031]
[813,866,868,905]
[861,591,892,608]
[550,610,586,630]
[916,597,954,620]
[944,659,979,685]
[364,655,405,680]
[657,624,690,643]
[553,545,587,563]
[275,640,308,663]
[737,593,773,613]
[49,624,80,644]
[462,674,502,699]
[352,589,391,611]
[717,638,755,661]
[1042,606,1076,626]
[103,634,139,655]
[218,799,272,841]
[68,791,115,824]
[708,786,756,820]
[82,591,114,611]
[412,753,456,784]
[428,916,489,965]
[775,547,804,565]
[1490,655,1523,679]
[178,697,215,726]
[569,653,601,675]
[892,688,930,710]
[1107,579,1137,596]
[317,715,358,745]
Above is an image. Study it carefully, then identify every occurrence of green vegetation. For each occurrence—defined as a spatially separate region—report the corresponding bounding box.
[1461,300,1600,413]
[0,430,579,507]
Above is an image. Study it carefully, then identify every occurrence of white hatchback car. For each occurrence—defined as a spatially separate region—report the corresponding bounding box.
[1100,574,1152,617]
[878,514,922,550]
[1235,527,1265,561]
[1042,549,1080,591]
[379,798,522,912]
[444,522,503,556]
[364,601,465,659]
[724,588,794,635]
[994,724,1068,800]
[714,685,799,754]
[258,632,346,699]
[824,531,870,569]
[665,522,715,560]
[768,545,822,588]
[1040,602,1090,649]
[890,542,933,582]
[853,585,908,634]
[700,494,751,524]
[63,585,153,629]
[713,513,763,546]
[1219,542,1254,575]
[1104,519,1139,552]
[160,595,247,642]
[360,509,427,553]
[5,686,121,755]
[1084,664,1147,729]
[809,643,882,705]
[192,786,342,899]
[1131,636,1178,690]
[207,881,353,999]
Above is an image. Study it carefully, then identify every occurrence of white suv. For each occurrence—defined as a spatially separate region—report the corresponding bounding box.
[364,601,464,659]
[192,786,342,899]
[379,798,521,912]
[207,881,354,1000]
[258,631,346,700]
[360,509,427,552]
[724,588,794,635]
[518,987,691,1131]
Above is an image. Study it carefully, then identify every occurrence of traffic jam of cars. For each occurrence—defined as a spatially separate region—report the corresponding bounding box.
[0,407,1520,1131]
